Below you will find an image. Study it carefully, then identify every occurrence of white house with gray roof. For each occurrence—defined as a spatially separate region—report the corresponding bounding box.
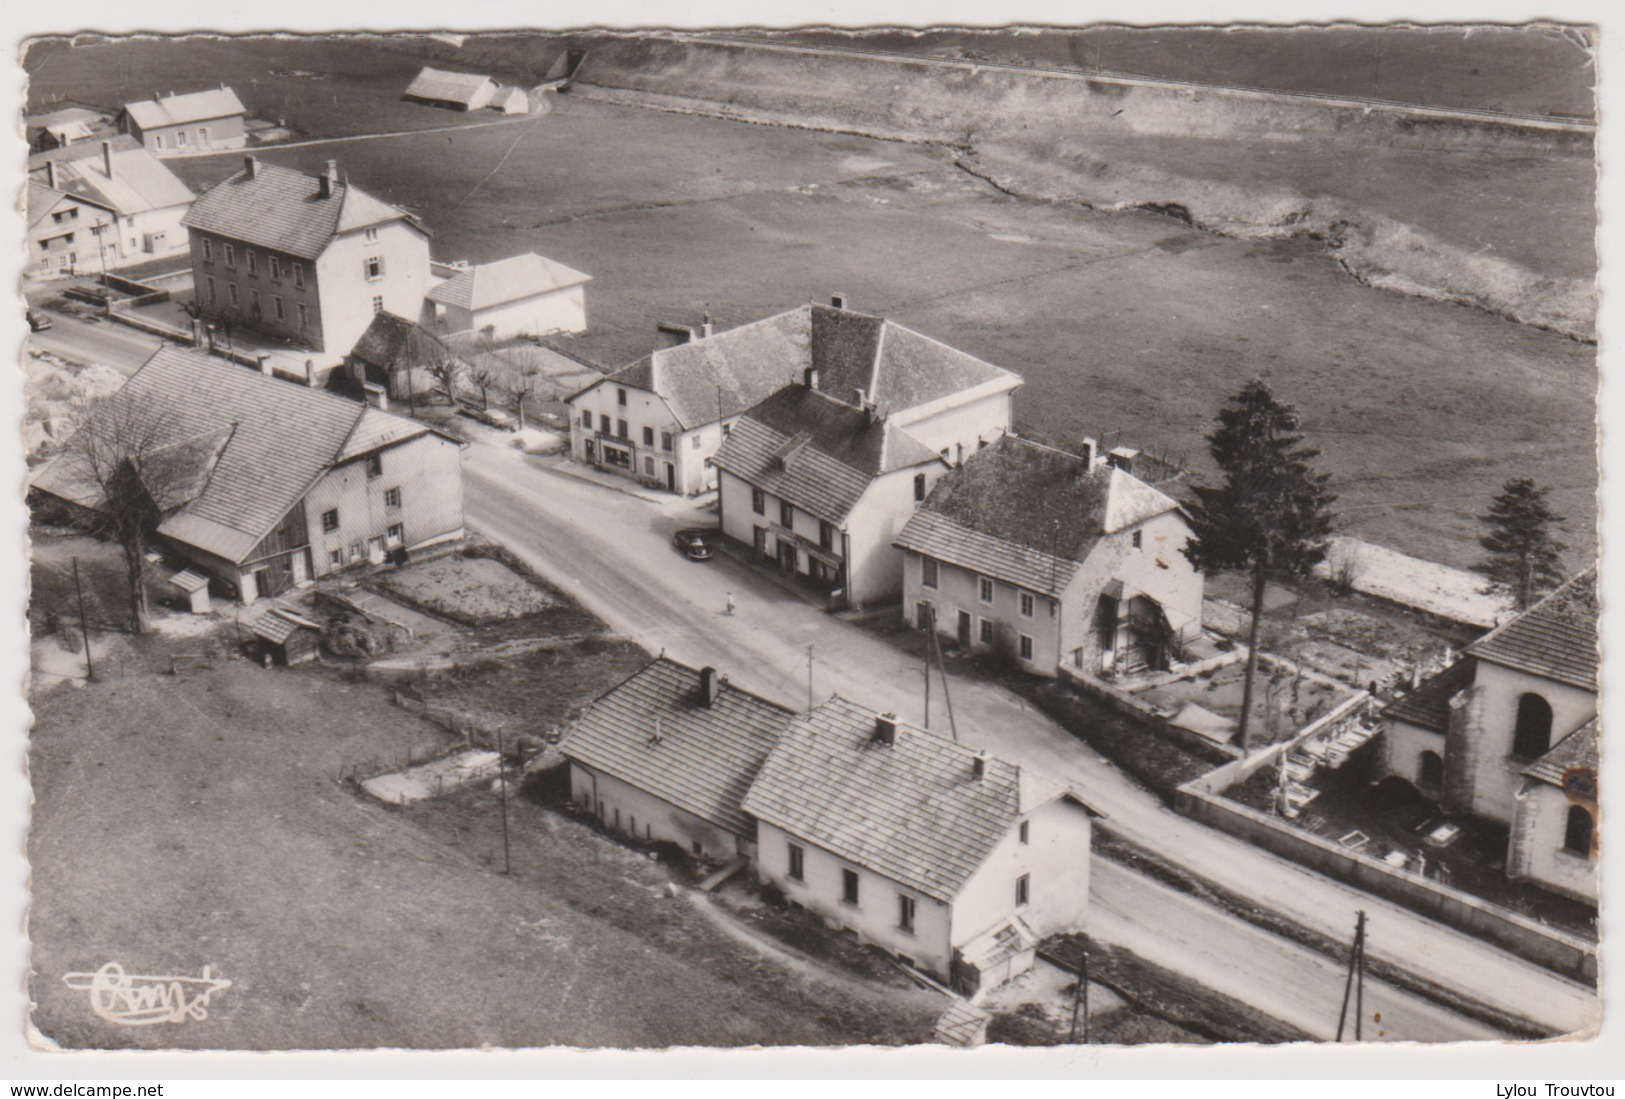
[31,346,465,604]
[27,138,196,272]
[426,253,590,342]
[895,434,1202,677]
[117,85,247,156]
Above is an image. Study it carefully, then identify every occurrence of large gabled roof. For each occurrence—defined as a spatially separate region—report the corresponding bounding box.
[182,161,424,261]
[28,136,194,217]
[426,253,591,311]
[559,658,796,837]
[711,385,943,525]
[574,302,1020,432]
[30,347,445,565]
[121,86,247,129]
[403,67,496,106]
[894,435,1182,598]
[1466,569,1598,692]
[741,697,1092,903]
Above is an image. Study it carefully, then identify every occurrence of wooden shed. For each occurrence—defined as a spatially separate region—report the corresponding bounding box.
[170,568,212,614]
[249,607,323,666]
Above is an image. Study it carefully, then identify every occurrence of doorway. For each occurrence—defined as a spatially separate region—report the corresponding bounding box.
[957,609,972,647]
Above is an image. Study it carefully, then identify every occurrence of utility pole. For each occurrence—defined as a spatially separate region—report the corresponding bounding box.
[807,644,815,713]
[495,727,512,875]
[72,556,94,682]
[1069,951,1090,1043]
[1336,910,1367,1041]
[926,606,960,743]
[922,648,931,730]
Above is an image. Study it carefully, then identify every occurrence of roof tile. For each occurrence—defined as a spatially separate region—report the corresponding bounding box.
[1466,570,1598,692]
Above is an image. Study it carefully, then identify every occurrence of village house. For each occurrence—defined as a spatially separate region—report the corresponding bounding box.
[711,383,951,608]
[568,298,1020,497]
[560,659,796,862]
[742,697,1099,996]
[116,85,248,156]
[183,157,432,357]
[26,105,116,152]
[30,346,466,605]
[425,253,591,343]
[894,435,1203,677]
[402,67,499,111]
[1381,570,1598,903]
[345,311,455,403]
[27,138,196,274]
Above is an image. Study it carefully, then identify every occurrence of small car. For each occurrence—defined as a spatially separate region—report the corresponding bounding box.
[456,404,518,432]
[673,528,714,561]
[26,309,52,332]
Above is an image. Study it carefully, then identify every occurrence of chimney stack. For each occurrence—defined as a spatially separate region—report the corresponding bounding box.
[873,712,898,746]
[804,366,820,390]
[830,292,847,310]
[1107,446,1139,475]
[101,140,113,180]
[852,387,866,409]
[972,752,988,780]
[1080,436,1098,468]
[700,666,721,708]
[243,155,257,180]
[255,353,273,376]
[318,160,338,199]
[305,359,320,388]
[700,311,714,339]
[44,159,56,189]
[362,382,389,411]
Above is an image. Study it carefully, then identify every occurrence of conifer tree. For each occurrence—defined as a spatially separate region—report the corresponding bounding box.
[1474,478,1567,611]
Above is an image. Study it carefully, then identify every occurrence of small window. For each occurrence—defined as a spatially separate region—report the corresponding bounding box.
[600,414,610,434]
[788,843,805,883]
[154,134,164,150]
[914,473,926,501]
[1019,820,1029,845]
[1564,805,1595,856]
[328,549,343,568]
[979,619,993,645]
[842,868,860,906]
[246,250,257,275]
[722,422,732,437]
[365,255,384,280]
[249,289,262,318]
[269,256,281,281]
[1016,873,1030,907]
[384,487,402,509]
[691,840,702,857]
[979,576,994,604]
[321,509,340,533]
[1019,591,1035,618]
[616,419,628,439]
[365,454,383,479]
[820,521,836,551]
[1132,530,1143,550]
[752,488,766,516]
[616,388,627,406]
[273,296,285,321]
[642,426,654,447]
[921,557,939,589]
[691,435,702,450]
[661,431,673,452]
[1512,694,1554,760]
[897,894,916,933]
[1019,634,1034,661]
[780,501,794,528]
[228,283,239,306]
[224,243,235,268]
[372,295,384,314]
[365,227,379,243]
[201,238,213,263]
[206,277,216,304]
[386,523,404,545]
[582,410,592,429]
[296,303,308,331]
[177,130,189,147]
[293,263,305,288]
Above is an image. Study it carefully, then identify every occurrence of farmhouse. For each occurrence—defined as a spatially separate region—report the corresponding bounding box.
[116,85,248,156]
[570,297,1019,501]
[1380,570,1598,903]
[183,157,432,357]
[560,659,796,862]
[402,67,498,110]
[27,138,196,273]
[894,435,1202,677]
[425,253,590,342]
[742,697,1099,995]
[30,346,466,605]
[26,106,115,152]
[711,382,950,608]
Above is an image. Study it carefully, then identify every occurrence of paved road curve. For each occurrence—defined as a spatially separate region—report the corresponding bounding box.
[460,442,1597,1041]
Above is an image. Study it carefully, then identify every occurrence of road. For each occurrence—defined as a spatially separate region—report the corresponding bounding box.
[458,441,1598,1041]
[25,316,1597,1042]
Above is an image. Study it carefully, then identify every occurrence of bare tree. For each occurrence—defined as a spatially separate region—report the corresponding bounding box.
[53,393,200,634]
[423,349,464,405]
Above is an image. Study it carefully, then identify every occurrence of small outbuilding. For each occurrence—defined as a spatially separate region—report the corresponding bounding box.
[489,87,531,115]
[249,607,323,666]
[403,67,498,111]
[426,252,591,342]
[170,568,213,615]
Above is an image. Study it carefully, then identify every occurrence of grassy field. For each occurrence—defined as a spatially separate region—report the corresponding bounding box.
[27,658,941,1049]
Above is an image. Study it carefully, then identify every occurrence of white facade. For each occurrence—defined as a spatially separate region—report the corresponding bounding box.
[1508,780,1598,904]
[888,382,1015,467]
[568,381,730,495]
[435,283,587,343]
[570,764,749,863]
[313,221,432,359]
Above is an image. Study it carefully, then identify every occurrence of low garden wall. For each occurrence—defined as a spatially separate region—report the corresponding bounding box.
[1175,778,1597,983]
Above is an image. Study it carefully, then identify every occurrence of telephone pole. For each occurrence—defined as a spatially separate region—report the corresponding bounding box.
[495,727,512,875]
[72,556,94,682]
[1069,951,1090,1043]
[1336,910,1368,1041]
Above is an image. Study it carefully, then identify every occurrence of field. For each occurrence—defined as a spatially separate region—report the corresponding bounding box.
[26,659,941,1049]
[26,34,1597,569]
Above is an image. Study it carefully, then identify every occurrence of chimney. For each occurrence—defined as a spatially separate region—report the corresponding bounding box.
[305,359,320,388]
[803,366,819,390]
[873,712,898,746]
[362,382,389,411]
[1108,446,1139,474]
[44,159,56,189]
[852,387,866,409]
[830,292,847,310]
[700,311,714,339]
[255,353,273,375]
[317,160,338,199]
[243,155,257,180]
[649,717,664,745]
[191,318,205,348]
[1080,436,1098,468]
[700,666,721,708]
[972,751,988,780]
[101,140,113,179]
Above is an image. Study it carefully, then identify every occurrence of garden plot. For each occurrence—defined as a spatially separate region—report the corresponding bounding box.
[1130,656,1354,750]
[377,553,558,625]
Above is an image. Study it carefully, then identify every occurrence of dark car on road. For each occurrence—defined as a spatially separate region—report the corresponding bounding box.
[673,528,715,561]
[27,309,52,332]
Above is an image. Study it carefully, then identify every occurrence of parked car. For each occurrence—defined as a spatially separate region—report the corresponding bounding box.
[457,404,518,432]
[673,528,715,561]
[26,310,52,332]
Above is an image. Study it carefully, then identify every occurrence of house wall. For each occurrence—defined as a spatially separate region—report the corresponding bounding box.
[843,463,948,605]
[952,797,1093,945]
[1507,782,1598,904]
[901,551,1062,672]
[755,820,956,977]
[889,386,1015,467]
[314,221,432,357]
[190,230,325,348]
[442,285,588,342]
[1382,717,1448,795]
[300,432,465,579]
[567,383,706,492]
[568,763,746,861]
[1444,662,1595,824]
[1061,509,1204,675]
[28,195,105,276]
[130,114,247,156]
